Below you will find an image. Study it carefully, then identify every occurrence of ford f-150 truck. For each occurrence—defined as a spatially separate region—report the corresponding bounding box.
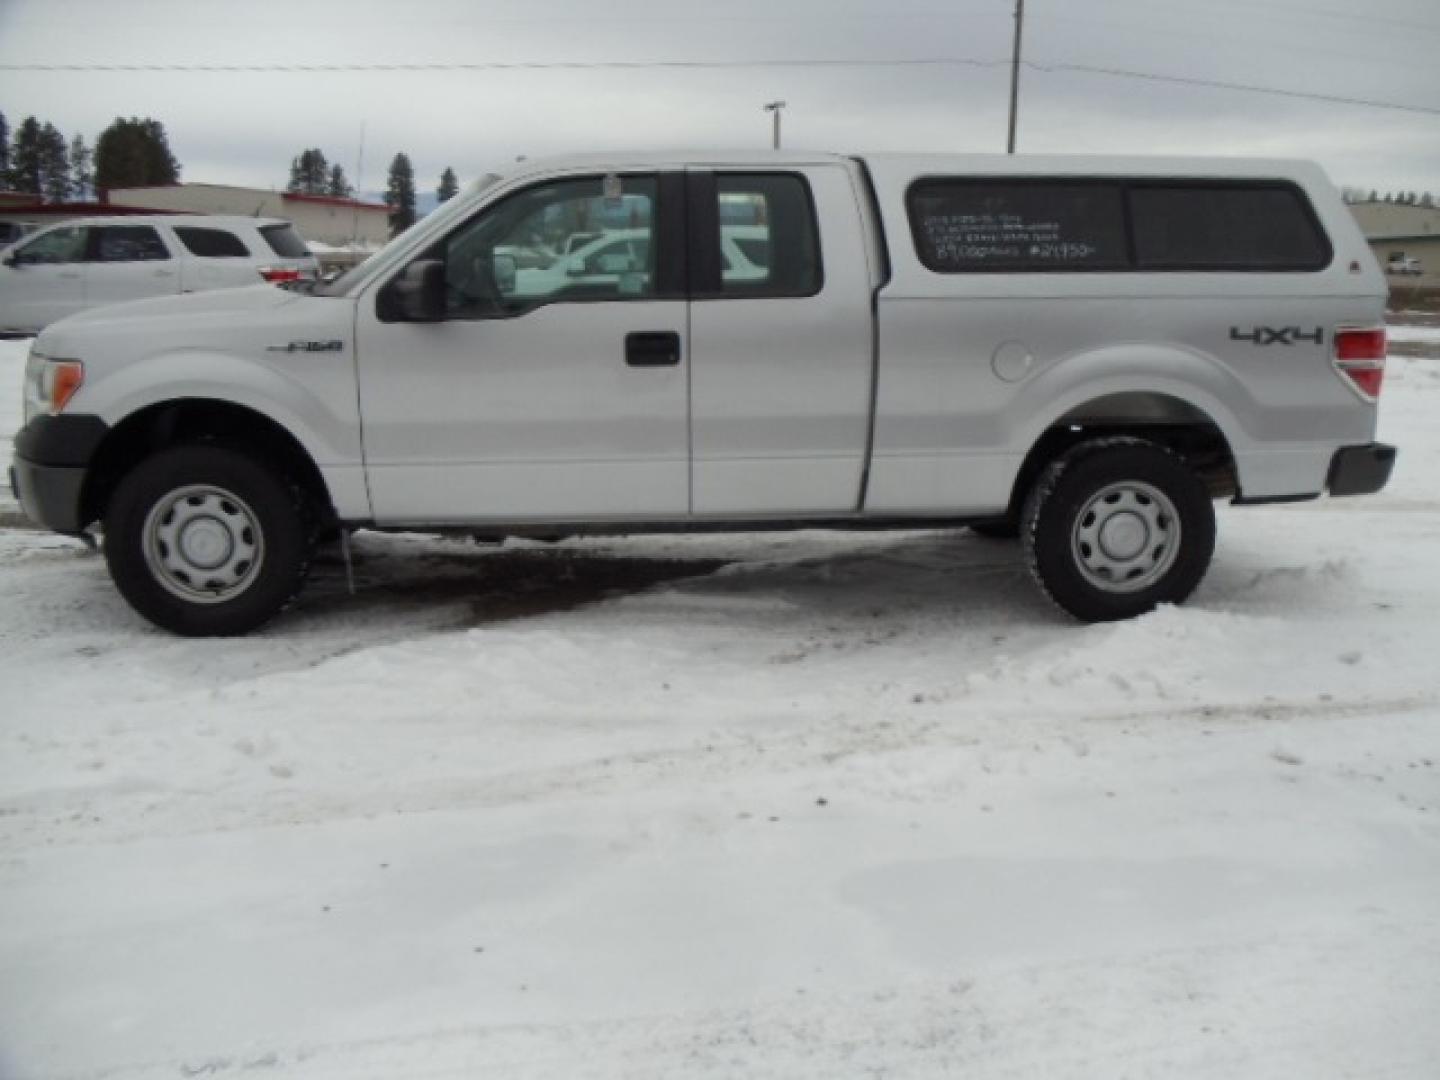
[11,151,1396,635]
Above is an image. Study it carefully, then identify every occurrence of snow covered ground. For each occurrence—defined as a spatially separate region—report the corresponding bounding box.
[1,334,1438,1079]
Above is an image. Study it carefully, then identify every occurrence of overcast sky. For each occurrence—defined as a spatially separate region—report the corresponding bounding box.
[0,0,1435,200]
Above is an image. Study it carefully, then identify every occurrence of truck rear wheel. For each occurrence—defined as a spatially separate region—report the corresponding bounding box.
[103,445,314,636]
[1021,438,1214,622]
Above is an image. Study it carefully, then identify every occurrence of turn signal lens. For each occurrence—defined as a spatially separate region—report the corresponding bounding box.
[42,360,85,414]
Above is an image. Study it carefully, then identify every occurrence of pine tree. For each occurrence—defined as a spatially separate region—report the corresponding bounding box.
[10,117,44,195]
[285,149,330,195]
[384,152,416,237]
[94,117,180,190]
[326,162,353,198]
[437,166,459,203]
[39,122,71,202]
[0,112,10,189]
[1368,189,1378,203]
[287,154,305,193]
[1422,192,1436,209]
[69,134,93,200]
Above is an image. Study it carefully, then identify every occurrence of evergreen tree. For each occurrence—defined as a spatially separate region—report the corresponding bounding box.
[94,117,180,190]
[325,162,353,198]
[437,166,459,203]
[285,148,330,195]
[1368,189,1378,203]
[0,112,10,189]
[9,117,44,195]
[1422,192,1436,209]
[384,152,416,237]
[39,122,70,202]
[69,134,93,200]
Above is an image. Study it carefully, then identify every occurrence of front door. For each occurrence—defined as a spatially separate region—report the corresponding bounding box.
[355,172,690,524]
[0,224,87,331]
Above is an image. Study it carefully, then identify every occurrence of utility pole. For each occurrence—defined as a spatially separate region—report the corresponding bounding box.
[1006,0,1025,154]
[763,101,787,149]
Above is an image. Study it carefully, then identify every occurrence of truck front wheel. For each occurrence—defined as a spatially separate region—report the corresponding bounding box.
[1021,438,1215,622]
[103,445,314,636]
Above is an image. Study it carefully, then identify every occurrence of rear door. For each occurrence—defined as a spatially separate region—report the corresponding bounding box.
[686,166,877,514]
[84,224,180,308]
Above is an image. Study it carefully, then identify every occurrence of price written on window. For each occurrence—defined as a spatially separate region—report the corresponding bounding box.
[922,213,1098,264]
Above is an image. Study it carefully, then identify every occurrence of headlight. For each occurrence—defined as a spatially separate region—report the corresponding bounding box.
[23,350,84,423]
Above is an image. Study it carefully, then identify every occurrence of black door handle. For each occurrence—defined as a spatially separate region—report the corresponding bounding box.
[626,331,681,367]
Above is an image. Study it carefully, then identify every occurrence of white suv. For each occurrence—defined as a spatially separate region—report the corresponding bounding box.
[0,215,318,334]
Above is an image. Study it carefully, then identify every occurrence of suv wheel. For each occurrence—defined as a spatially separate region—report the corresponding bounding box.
[104,445,314,636]
[1021,438,1215,622]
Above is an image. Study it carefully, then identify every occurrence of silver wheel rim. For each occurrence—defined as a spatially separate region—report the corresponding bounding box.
[142,484,265,604]
[1070,480,1181,594]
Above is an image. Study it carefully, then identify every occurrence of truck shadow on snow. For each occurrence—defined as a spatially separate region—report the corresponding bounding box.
[291,530,1049,632]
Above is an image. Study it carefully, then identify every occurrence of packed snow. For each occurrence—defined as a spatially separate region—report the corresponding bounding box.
[1,332,1438,1079]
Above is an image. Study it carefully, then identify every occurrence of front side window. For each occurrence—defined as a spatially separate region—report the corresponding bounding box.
[714,173,821,297]
[14,226,87,265]
[90,225,170,263]
[909,180,1129,272]
[437,174,658,318]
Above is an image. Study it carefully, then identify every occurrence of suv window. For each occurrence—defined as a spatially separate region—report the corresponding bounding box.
[259,223,310,258]
[14,225,87,264]
[908,180,1129,272]
[89,225,171,262]
[714,173,821,297]
[174,226,251,258]
[435,174,659,318]
[1129,183,1329,271]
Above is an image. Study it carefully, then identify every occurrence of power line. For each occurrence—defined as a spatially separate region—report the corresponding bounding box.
[0,56,1435,117]
[1035,61,1440,118]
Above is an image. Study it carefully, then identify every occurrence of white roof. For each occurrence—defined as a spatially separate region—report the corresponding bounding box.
[33,214,292,230]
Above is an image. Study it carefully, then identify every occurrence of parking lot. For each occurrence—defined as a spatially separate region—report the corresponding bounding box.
[2,332,1439,1078]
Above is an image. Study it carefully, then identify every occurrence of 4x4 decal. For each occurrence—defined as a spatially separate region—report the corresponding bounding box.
[1229,326,1324,346]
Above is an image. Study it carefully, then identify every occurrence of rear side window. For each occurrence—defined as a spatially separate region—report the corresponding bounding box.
[258,223,310,258]
[907,177,1330,273]
[174,226,250,258]
[908,180,1129,272]
[714,173,822,297]
[1129,184,1329,270]
[89,225,171,262]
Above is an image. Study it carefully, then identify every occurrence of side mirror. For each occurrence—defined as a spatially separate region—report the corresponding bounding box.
[565,257,585,277]
[379,259,445,322]
[493,253,517,293]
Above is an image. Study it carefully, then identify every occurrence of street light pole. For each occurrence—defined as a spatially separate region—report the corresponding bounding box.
[763,100,787,149]
[1006,0,1025,154]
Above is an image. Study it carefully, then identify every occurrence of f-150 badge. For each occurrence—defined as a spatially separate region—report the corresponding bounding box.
[265,340,345,353]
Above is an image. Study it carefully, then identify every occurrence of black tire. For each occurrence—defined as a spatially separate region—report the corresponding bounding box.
[103,445,314,636]
[1021,438,1215,622]
[969,518,1020,540]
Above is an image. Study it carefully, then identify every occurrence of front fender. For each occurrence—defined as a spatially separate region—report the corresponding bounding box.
[90,348,361,470]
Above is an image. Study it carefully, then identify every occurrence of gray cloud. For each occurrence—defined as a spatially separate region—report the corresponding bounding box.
[0,0,1435,196]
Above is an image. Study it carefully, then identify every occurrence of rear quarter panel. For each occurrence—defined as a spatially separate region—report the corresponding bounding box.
[860,155,1387,511]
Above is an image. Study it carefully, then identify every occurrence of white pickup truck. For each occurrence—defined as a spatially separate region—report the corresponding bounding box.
[12,151,1396,635]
